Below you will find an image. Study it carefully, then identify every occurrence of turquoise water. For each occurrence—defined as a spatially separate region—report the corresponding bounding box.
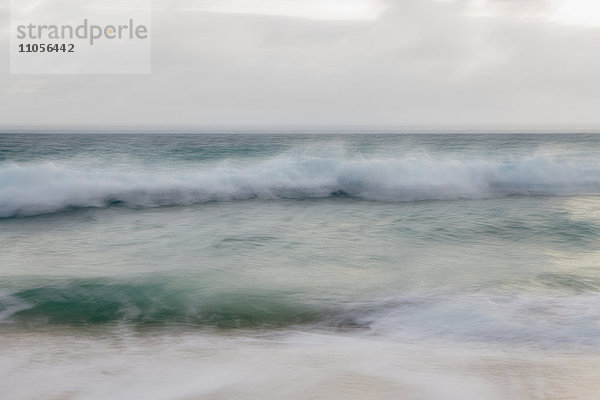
[1,133,600,399]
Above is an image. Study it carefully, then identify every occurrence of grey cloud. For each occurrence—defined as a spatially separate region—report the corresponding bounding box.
[0,0,599,128]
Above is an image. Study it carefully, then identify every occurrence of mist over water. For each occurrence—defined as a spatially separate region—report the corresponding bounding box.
[1,133,600,399]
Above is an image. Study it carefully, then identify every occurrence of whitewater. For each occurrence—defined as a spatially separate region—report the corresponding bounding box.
[1,132,599,400]
[3,152,600,218]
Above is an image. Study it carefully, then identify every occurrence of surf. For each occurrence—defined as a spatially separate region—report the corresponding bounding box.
[2,153,600,218]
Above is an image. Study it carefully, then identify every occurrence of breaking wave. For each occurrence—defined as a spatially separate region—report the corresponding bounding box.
[0,279,331,327]
[2,276,599,348]
[2,153,600,217]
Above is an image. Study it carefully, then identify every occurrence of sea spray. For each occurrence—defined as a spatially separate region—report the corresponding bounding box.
[2,153,600,217]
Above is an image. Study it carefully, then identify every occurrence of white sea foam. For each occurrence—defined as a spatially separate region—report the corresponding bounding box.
[1,153,600,217]
[1,329,599,400]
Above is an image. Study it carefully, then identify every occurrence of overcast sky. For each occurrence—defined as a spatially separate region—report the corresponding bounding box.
[1,0,600,128]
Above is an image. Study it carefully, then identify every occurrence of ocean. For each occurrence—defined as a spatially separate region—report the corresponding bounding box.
[1,132,599,399]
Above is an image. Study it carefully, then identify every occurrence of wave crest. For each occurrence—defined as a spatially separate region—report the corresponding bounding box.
[2,154,600,217]
[2,277,599,348]
[0,279,330,327]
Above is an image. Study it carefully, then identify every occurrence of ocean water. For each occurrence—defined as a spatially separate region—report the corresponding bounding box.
[1,132,600,399]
